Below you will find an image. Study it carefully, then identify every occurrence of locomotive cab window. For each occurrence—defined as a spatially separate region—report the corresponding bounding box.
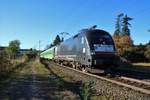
[87,30,114,51]
[92,35,113,45]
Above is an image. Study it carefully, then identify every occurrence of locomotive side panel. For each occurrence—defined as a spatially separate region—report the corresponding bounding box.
[77,33,92,66]
[55,35,80,62]
[55,33,92,66]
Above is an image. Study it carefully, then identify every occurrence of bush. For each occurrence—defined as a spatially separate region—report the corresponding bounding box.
[23,54,29,62]
[144,45,150,61]
[118,47,147,63]
[81,81,95,100]
[0,51,11,75]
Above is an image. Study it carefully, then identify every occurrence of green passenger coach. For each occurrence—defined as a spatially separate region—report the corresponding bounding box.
[40,46,55,60]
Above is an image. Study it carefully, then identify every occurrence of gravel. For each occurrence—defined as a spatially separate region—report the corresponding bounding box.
[49,62,150,100]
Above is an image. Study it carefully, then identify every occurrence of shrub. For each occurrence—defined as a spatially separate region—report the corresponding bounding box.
[144,45,150,61]
[0,51,11,75]
[23,54,29,62]
[118,47,147,63]
[81,81,95,100]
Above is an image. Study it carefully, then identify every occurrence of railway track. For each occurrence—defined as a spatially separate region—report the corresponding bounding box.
[48,61,150,95]
[106,76,150,94]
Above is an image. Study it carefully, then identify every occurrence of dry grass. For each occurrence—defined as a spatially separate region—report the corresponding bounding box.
[130,63,150,71]
[132,63,150,67]
[32,61,50,75]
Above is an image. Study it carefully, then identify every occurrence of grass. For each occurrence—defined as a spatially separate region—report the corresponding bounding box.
[0,59,28,94]
[32,61,50,75]
[81,81,95,100]
[58,90,78,100]
[132,63,150,68]
[0,59,26,80]
[0,60,81,99]
[18,62,32,75]
[132,63,150,71]
[17,60,50,75]
[118,62,150,72]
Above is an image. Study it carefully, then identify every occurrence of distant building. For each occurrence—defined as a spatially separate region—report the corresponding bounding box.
[19,49,31,56]
[0,46,31,56]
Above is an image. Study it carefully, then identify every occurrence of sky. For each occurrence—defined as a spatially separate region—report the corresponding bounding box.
[0,0,150,50]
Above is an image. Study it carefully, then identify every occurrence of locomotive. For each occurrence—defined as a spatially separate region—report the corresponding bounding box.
[40,26,120,72]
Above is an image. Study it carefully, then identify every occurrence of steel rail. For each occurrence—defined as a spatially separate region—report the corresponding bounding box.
[120,76,150,86]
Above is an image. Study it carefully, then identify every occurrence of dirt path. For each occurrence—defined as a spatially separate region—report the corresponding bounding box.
[0,62,51,100]
[0,61,80,100]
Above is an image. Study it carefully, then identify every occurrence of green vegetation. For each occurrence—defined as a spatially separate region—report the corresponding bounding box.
[128,63,150,75]
[46,35,62,49]
[114,13,123,36]
[81,81,95,100]
[45,32,70,49]
[0,56,26,79]
[122,15,133,36]
[0,40,25,80]
[5,40,21,59]
[53,35,62,46]
[113,13,133,49]
[0,51,11,76]
[133,63,150,66]
[113,13,150,63]
[32,61,50,75]
[144,44,150,61]
[59,32,70,42]
[117,43,150,63]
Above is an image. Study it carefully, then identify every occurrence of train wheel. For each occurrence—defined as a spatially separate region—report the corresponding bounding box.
[75,63,79,70]
[73,64,76,69]
[71,63,76,69]
[60,63,63,66]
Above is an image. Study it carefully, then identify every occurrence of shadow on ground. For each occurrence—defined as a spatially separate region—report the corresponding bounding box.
[0,61,83,100]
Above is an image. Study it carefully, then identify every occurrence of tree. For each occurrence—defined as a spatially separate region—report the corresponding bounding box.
[59,32,70,42]
[113,14,133,48]
[144,44,150,61]
[113,14,134,62]
[6,40,21,59]
[122,14,133,36]
[120,35,133,47]
[44,33,65,49]
[113,34,122,48]
[53,35,61,46]
[114,13,124,36]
